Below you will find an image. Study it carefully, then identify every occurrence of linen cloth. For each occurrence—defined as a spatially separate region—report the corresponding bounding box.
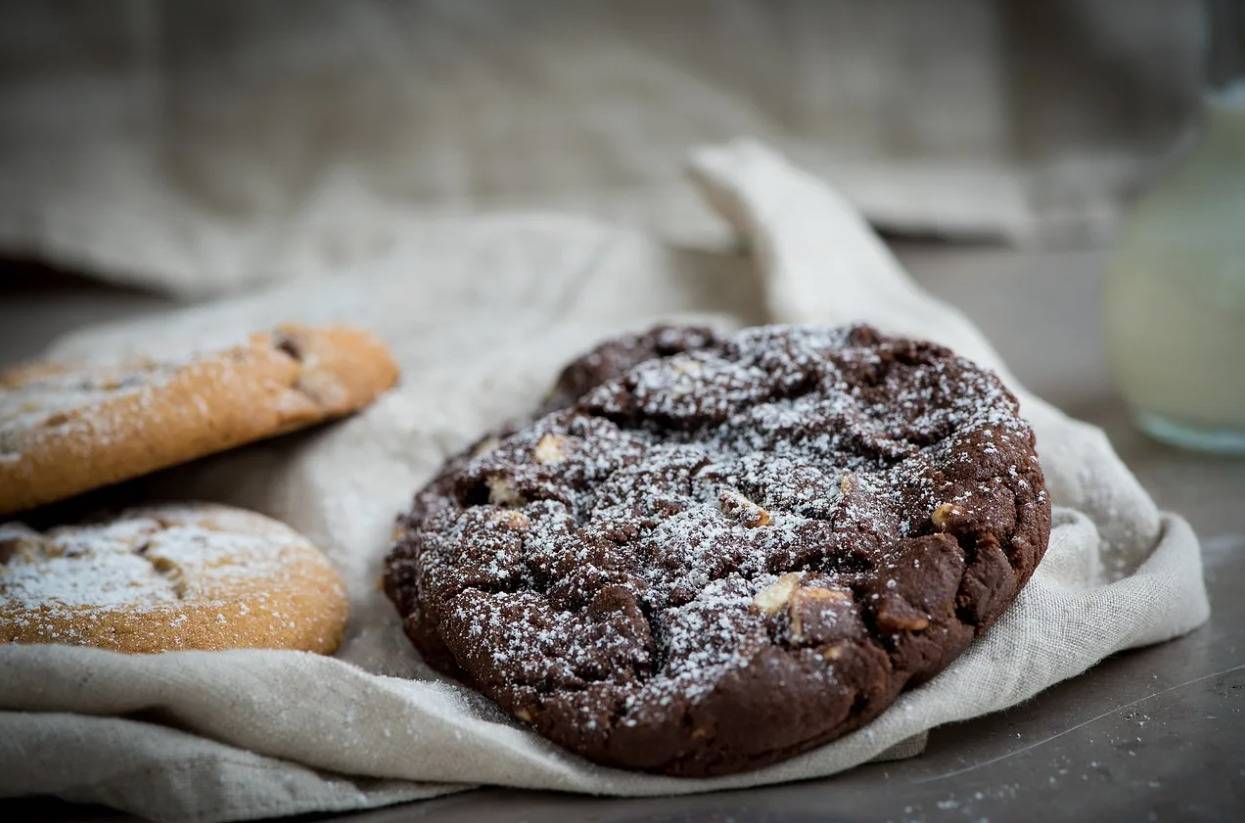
[0,143,1209,822]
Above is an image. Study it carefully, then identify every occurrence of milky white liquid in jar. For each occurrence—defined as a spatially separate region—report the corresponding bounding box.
[1104,86,1245,454]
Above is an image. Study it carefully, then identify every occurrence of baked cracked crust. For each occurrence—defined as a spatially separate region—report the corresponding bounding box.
[1,502,348,653]
[0,325,398,515]
[385,324,1050,776]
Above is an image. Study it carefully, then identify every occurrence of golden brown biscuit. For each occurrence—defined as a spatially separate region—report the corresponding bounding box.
[0,325,398,515]
[0,502,348,653]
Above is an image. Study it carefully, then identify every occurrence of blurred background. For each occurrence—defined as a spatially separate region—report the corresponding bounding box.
[0,0,1241,461]
[0,0,1225,282]
[0,0,1227,290]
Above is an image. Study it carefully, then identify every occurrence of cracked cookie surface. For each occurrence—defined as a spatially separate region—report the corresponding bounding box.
[1,502,348,653]
[385,324,1050,776]
[0,324,398,515]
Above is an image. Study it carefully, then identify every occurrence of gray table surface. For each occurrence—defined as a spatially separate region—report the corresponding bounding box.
[2,242,1243,822]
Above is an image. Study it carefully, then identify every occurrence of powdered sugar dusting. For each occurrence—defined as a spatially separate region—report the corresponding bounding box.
[1,503,322,642]
[0,360,184,455]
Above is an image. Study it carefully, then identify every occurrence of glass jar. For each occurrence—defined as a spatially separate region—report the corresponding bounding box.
[1104,84,1245,454]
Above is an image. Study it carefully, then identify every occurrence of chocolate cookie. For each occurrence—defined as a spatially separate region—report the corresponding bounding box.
[385,324,1049,776]
[540,325,721,414]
